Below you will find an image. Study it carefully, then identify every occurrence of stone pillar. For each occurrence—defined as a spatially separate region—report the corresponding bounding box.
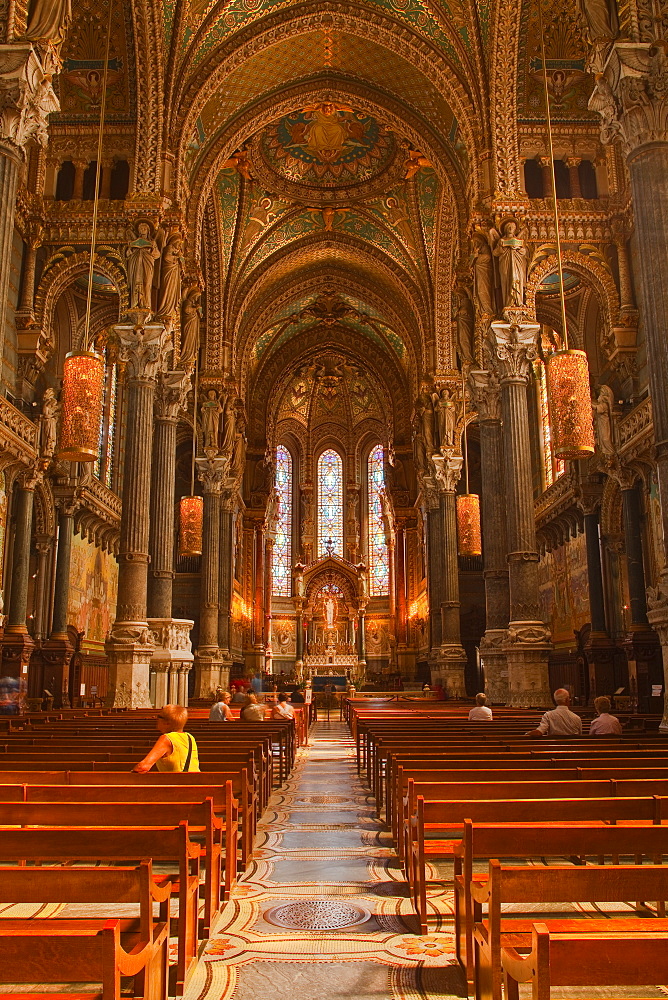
[193,457,226,699]
[17,226,42,317]
[264,536,274,675]
[251,520,266,671]
[357,602,367,668]
[590,39,668,727]
[565,156,582,197]
[470,370,510,702]
[0,44,58,384]
[105,318,172,708]
[432,453,467,697]
[492,318,552,706]
[2,465,41,704]
[41,499,79,708]
[148,371,189,619]
[538,155,553,198]
[294,600,304,671]
[424,484,443,667]
[217,491,234,690]
[577,487,617,700]
[32,535,52,641]
[395,520,411,674]
[100,159,113,200]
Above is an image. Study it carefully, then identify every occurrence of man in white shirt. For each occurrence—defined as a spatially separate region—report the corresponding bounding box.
[589,695,622,736]
[529,688,582,737]
[468,692,493,720]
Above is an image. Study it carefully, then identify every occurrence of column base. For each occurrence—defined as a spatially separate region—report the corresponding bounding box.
[194,648,224,700]
[40,635,75,708]
[147,618,194,708]
[504,622,552,707]
[479,630,509,704]
[432,644,467,698]
[1,629,34,711]
[104,623,154,708]
[647,580,668,729]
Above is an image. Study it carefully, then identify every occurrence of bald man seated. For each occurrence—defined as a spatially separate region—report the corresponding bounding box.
[132,704,200,773]
[527,688,582,738]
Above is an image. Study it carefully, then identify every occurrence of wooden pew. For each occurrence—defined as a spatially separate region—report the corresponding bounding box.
[0,823,200,996]
[0,797,226,934]
[453,820,668,981]
[0,918,167,1000]
[501,922,668,1000]
[0,862,170,1000]
[472,862,668,1000]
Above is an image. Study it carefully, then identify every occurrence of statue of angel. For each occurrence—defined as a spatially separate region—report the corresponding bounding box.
[490,220,529,311]
[593,384,616,455]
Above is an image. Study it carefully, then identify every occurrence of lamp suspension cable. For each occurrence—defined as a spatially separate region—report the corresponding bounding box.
[537,0,568,350]
[191,353,199,497]
[461,369,469,494]
[83,0,114,348]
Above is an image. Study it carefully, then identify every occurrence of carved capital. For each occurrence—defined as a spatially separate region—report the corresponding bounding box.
[490,319,540,382]
[196,455,228,495]
[0,44,59,150]
[432,452,463,492]
[116,320,172,382]
[590,42,668,152]
[469,368,502,421]
[154,369,190,422]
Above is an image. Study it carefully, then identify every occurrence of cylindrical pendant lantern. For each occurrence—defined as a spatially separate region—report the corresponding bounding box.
[456,493,482,557]
[179,495,203,556]
[58,350,105,462]
[546,349,595,460]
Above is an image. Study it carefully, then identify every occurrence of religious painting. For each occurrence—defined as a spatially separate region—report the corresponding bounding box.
[67,534,118,648]
[260,105,395,187]
[538,532,589,644]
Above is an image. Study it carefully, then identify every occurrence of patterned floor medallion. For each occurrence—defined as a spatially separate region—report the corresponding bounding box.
[264,900,372,930]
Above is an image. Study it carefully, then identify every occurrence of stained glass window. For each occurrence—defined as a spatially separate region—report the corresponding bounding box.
[272,444,292,596]
[317,449,343,557]
[368,444,389,596]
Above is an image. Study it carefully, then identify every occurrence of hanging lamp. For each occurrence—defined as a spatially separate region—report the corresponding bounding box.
[537,0,595,460]
[456,374,482,557]
[57,4,114,463]
[179,354,203,556]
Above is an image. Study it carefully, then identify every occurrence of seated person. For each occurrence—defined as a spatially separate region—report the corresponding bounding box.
[209,690,233,722]
[290,686,305,704]
[589,695,623,735]
[272,692,295,720]
[527,687,582,737]
[240,692,267,721]
[132,704,200,772]
[468,692,493,720]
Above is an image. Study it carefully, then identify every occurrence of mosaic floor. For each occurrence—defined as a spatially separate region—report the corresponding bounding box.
[185,720,464,1000]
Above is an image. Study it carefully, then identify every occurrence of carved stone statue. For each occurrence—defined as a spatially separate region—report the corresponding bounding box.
[39,386,59,458]
[412,407,428,471]
[357,561,368,599]
[435,388,456,450]
[25,0,72,47]
[578,0,618,40]
[418,391,436,456]
[491,221,528,311]
[126,222,160,311]
[454,285,475,364]
[593,384,616,455]
[156,232,184,321]
[200,389,222,453]
[231,412,246,478]
[265,487,280,536]
[180,288,202,369]
[220,392,236,459]
[470,232,496,316]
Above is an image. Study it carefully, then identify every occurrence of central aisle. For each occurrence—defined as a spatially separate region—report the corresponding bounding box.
[184,721,464,1000]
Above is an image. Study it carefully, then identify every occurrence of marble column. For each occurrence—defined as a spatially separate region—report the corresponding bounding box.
[105,317,172,708]
[41,499,79,708]
[395,520,412,675]
[492,318,552,706]
[565,156,582,197]
[193,456,226,699]
[264,536,274,675]
[251,520,266,671]
[217,491,234,691]
[577,488,616,700]
[432,452,467,697]
[0,44,58,386]
[32,535,52,641]
[591,39,668,726]
[470,370,511,703]
[146,371,194,706]
[424,484,443,666]
[2,465,41,704]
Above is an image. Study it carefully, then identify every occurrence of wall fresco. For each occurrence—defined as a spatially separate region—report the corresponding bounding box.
[67,533,118,650]
[538,530,589,644]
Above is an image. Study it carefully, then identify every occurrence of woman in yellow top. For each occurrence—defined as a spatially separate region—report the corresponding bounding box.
[132,704,200,773]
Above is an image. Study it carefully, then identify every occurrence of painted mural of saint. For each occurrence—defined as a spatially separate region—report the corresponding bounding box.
[305,104,349,161]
